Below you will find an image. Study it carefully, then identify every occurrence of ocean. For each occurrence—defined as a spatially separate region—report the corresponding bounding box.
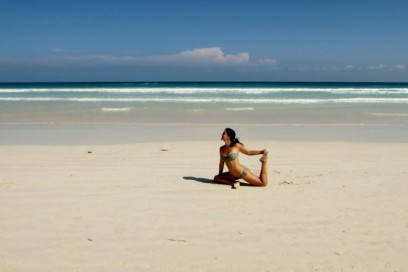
[1,82,408,124]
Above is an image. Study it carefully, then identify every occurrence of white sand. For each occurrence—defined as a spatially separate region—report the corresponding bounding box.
[1,141,407,271]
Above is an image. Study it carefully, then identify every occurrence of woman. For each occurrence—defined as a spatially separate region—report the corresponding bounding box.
[214,128,268,189]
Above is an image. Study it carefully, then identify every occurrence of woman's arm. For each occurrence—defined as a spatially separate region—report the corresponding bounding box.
[218,157,224,175]
[218,147,225,174]
[237,143,265,156]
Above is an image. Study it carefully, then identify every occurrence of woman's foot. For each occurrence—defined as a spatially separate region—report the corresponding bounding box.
[232,181,240,189]
[260,149,268,163]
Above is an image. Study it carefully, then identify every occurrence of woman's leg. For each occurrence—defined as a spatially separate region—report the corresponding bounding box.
[259,150,269,185]
[214,172,240,188]
[242,150,268,187]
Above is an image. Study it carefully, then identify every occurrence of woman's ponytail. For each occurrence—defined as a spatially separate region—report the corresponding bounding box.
[225,128,243,147]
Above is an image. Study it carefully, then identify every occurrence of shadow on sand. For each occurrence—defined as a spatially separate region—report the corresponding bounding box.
[183,176,250,187]
[183,176,215,185]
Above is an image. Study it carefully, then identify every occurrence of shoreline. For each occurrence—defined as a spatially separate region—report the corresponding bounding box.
[2,104,408,126]
[1,123,408,145]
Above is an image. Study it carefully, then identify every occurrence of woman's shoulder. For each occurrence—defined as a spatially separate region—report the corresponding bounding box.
[235,143,244,149]
[236,143,247,152]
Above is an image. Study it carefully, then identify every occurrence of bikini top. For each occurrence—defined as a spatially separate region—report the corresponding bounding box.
[221,152,239,161]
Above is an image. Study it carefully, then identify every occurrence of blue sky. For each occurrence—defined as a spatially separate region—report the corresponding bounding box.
[1,0,407,82]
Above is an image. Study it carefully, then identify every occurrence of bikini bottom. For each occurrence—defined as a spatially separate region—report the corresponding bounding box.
[237,166,248,179]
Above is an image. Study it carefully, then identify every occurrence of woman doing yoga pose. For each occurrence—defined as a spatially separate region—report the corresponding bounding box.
[213,128,268,189]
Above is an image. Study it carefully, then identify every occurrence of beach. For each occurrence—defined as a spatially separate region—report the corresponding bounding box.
[1,82,408,271]
[1,123,408,272]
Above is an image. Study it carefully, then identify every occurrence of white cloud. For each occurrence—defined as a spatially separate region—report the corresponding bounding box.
[368,64,388,70]
[16,47,249,67]
[365,64,407,72]
[321,65,355,71]
[51,48,75,53]
[259,58,278,66]
[318,63,406,73]
[150,47,250,65]
[51,48,67,53]
[393,64,406,70]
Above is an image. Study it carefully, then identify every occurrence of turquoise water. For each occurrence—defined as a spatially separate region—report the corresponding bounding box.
[1,82,408,124]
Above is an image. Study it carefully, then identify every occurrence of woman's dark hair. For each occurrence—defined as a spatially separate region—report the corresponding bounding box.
[225,128,243,146]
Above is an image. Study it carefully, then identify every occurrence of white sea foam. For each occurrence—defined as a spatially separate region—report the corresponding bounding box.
[367,112,408,117]
[225,107,255,111]
[1,87,408,95]
[2,97,408,104]
[101,107,131,112]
